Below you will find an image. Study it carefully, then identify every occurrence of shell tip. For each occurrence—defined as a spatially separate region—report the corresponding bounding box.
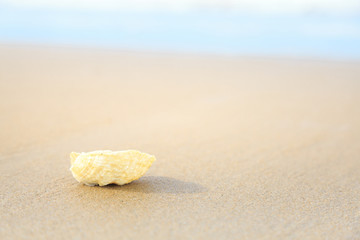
[70,152,80,165]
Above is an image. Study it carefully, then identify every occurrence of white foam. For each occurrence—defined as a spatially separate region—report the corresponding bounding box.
[3,0,360,15]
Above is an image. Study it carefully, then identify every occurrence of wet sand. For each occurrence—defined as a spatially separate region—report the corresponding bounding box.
[1,45,360,239]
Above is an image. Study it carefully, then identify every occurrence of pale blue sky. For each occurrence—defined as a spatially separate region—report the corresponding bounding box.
[0,0,359,59]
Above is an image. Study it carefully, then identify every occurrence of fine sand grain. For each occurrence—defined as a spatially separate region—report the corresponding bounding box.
[1,45,360,239]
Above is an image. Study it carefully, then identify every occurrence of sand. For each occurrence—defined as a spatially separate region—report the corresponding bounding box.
[1,45,360,239]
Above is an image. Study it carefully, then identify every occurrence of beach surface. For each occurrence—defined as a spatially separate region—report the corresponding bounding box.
[1,45,360,239]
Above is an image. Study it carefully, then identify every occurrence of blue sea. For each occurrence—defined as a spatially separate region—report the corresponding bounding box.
[0,6,359,59]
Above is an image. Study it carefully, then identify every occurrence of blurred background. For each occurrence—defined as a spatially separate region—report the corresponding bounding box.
[1,0,360,59]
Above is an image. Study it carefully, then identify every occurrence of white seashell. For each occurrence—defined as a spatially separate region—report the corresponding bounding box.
[70,150,156,186]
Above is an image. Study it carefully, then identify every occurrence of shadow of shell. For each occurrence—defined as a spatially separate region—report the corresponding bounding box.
[102,176,207,194]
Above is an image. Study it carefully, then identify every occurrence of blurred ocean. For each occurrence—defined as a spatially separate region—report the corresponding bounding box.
[0,3,359,59]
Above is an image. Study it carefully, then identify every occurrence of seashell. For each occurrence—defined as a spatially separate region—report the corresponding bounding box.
[70,150,156,186]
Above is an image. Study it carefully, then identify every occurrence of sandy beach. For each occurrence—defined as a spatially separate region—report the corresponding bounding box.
[1,44,360,239]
